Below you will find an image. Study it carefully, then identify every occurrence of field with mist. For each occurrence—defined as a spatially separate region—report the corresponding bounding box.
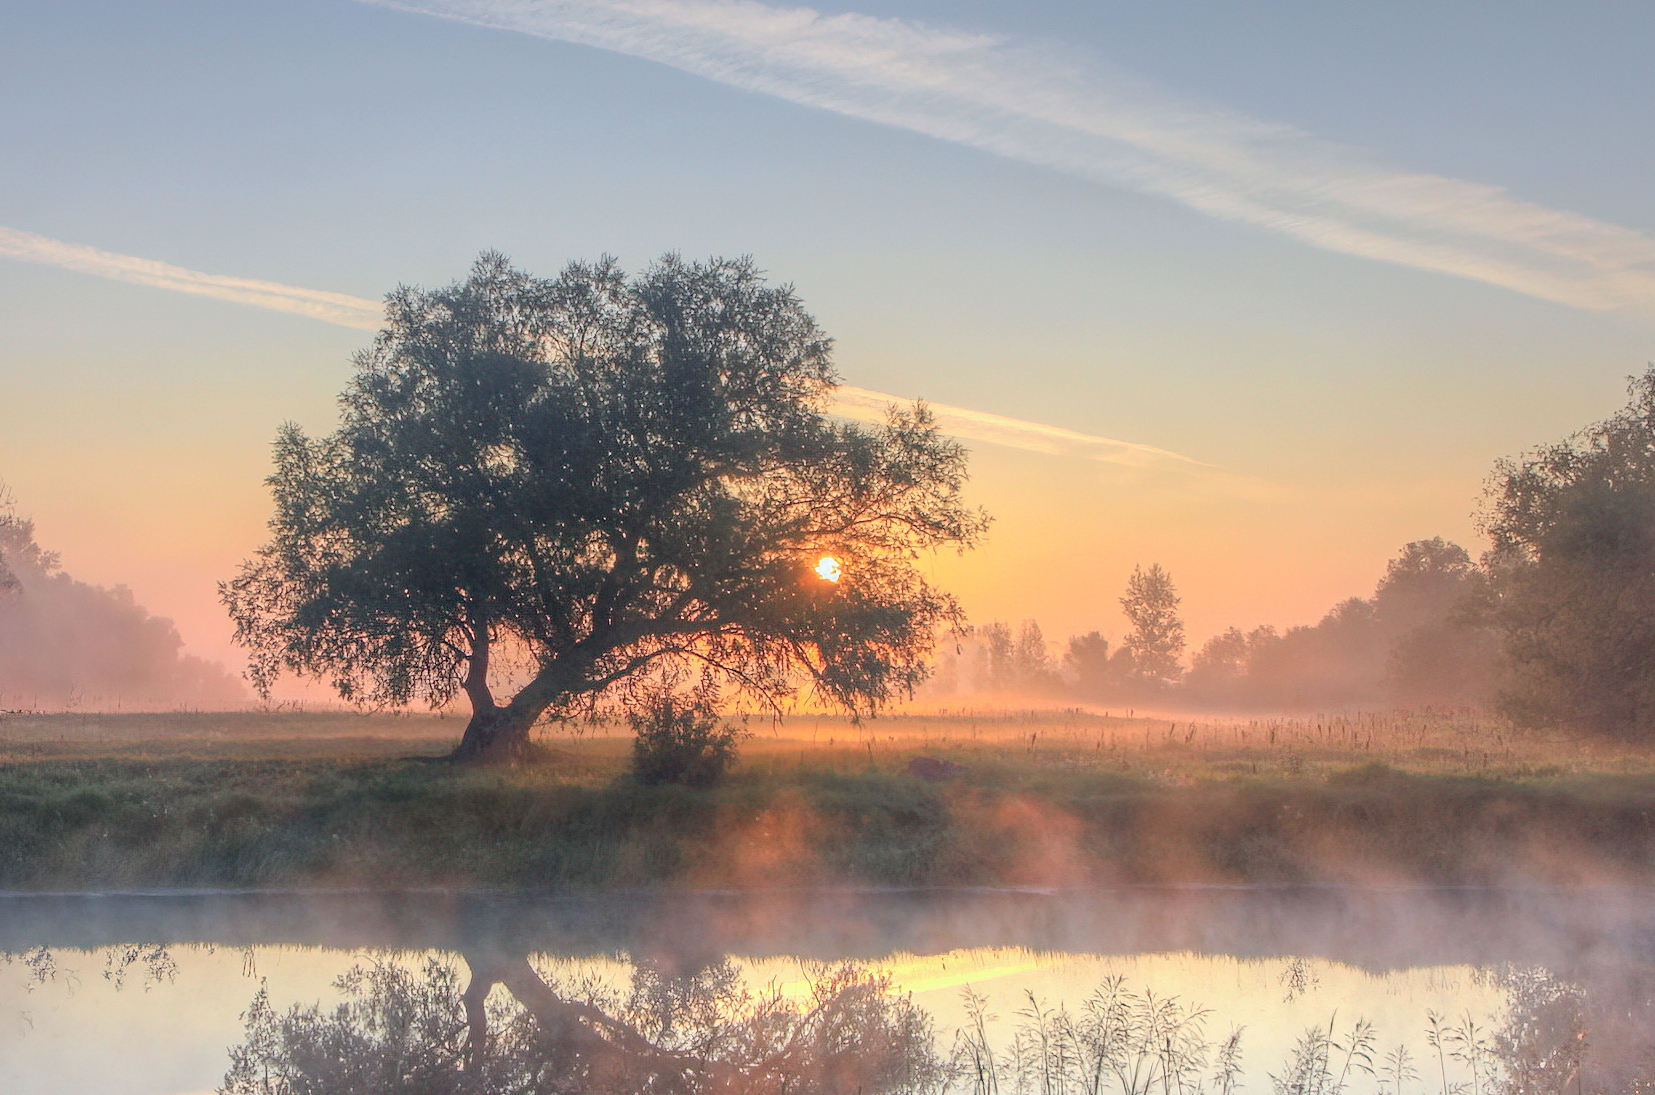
[5,705,1653,892]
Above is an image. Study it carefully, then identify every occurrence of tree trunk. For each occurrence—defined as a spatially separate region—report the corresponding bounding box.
[450,652,598,763]
[450,704,538,762]
[460,959,493,1075]
[460,951,695,1084]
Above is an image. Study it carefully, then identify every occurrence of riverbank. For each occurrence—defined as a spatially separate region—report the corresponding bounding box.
[3,709,1653,890]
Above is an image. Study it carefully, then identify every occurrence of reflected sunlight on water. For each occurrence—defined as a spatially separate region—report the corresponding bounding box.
[0,944,1545,1095]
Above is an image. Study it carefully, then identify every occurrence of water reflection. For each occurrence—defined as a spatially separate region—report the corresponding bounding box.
[223,953,940,1094]
[1,889,1652,1094]
[207,954,1642,1094]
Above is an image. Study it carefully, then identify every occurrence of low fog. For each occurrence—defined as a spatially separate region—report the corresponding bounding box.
[932,537,1497,713]
[0,492,244,710]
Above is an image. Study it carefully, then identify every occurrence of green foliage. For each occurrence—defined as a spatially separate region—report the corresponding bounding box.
[1482,366,1655,737]
[223,253,986,757]
[630,694,746,787]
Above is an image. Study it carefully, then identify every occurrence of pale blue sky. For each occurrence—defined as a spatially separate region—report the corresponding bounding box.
[3,0,1653,664]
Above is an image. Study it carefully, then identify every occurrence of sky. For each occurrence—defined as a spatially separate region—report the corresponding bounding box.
[2,0,1653,676]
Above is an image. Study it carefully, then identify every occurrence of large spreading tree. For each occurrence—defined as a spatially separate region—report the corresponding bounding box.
[224,254,987,759]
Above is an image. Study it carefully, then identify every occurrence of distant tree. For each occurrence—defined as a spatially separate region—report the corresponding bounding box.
[1183,539,1492,711]
[975,619,1056,692]
[1387,620,1498,707]
[1185,626,1249,697]
[1012,620,1054,689]
[1481,367,1655,736]
[1120,564,1185,685]
[1245,598,1382,707]
[1372,538,1482,632]
[1063,631,1112,688]
[0,493,243,709]
[224,254,987,760]
[0,485,17,596]
[979,621,1015,690]
[1062,629,1141,702]
[1374,538,1495,706]
[927,641,962,694]
[0,495,54,589]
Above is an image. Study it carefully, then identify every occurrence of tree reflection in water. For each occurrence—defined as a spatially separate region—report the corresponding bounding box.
[8,942,1645,1094]
[221,951,942,1094]
[213,957,1655,1095]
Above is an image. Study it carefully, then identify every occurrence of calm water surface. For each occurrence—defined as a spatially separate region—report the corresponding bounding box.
[1,887,1650,1093]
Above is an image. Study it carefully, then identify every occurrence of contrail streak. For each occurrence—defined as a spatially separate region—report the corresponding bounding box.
[833,385,1212,471]
[2,226,1212,473]
[0,226,383,329]
[370,0,1655,312]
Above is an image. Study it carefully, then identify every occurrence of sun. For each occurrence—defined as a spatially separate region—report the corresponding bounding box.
[814,555,843,583]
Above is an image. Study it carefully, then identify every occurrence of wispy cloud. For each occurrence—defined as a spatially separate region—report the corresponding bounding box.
[0,226,383,329]
[373,0,1655,312]
[832,384,1213,473]
[2,225,1215,474]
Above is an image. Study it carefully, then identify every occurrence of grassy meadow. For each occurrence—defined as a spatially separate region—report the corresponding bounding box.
[3,706,1653,891]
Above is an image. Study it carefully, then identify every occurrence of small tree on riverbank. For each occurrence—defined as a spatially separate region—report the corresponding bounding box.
[224,253,987,761]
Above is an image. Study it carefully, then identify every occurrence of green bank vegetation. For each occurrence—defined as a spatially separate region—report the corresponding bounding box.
[4,708,1654,891]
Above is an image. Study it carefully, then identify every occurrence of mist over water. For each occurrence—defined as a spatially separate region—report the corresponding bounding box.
[2,887,1650,1094]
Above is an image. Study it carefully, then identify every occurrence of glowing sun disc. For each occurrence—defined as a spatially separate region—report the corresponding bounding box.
[814,555,843,583]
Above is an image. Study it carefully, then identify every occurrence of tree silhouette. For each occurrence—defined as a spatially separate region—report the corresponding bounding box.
[224,254,987,759]
[220,951,943,1095]
[1120,564,1184,685]
[1481,366,1655,736]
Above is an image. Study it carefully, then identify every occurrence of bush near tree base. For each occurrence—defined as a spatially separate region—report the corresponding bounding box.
[630,696,747,788]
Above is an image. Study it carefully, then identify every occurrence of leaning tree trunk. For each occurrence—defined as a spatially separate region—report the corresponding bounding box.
[460,951,705,1088]
[449,622,544,763]
[450,649,594,763]
[451,704,539,762]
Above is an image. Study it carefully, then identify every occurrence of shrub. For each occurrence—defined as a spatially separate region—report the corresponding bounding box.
[630,695,747,787]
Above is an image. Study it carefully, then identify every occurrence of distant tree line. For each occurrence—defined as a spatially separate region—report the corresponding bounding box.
[934,540,1495,713]
[941,367,1655,738]
[0,489,244,709]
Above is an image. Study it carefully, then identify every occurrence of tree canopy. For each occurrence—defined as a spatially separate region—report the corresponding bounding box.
[1481,366,1655,736]
[224,253,987,758]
